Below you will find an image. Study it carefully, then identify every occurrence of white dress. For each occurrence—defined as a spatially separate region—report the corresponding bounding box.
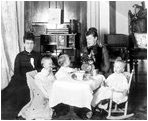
[55,66,75,80]
[91,73,129,107]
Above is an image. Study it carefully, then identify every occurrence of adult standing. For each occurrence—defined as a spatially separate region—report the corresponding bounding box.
[2,32,41,110]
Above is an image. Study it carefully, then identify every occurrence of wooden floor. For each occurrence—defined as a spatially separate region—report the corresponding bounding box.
[1,60,147,120]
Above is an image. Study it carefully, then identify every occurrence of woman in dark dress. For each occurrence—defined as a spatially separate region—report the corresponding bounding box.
[2,32,41,110]
[81,27,110,76]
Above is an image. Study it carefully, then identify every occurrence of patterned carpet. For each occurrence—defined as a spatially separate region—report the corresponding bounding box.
[1,82,147,120]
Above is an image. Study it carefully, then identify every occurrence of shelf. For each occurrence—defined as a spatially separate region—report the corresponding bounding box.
[45,34,76,35]
[32,22,48,26]
[56,47,75,50]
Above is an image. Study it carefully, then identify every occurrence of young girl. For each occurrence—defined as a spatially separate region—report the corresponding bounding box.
[91,59,129,109]
[18,56,55,120]
[55,54,75,80]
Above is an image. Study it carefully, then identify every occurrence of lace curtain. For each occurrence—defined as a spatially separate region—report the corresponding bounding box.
[1,1,24,90]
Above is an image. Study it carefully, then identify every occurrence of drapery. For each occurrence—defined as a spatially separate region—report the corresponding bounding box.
[87,1,100,32]
[1,1,24,90]
[87,1,110,44]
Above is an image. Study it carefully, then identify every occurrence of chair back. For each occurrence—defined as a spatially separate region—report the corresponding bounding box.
[26,70,45,100]
[127,69,134,93]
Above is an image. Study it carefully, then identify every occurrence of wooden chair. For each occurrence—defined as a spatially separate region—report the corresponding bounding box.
[106,69,134,120]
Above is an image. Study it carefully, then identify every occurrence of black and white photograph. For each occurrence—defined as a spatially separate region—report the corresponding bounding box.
[1,1,147,120]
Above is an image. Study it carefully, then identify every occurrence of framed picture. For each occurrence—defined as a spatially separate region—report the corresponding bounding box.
[48,8,61,24]
[57,35,67,49]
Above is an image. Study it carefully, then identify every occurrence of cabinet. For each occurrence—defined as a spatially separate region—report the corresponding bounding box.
[24,1,87,68]
[31,22,81,68]
[104,34,130,72]
[40,34,77,66]
[128,2,147,84]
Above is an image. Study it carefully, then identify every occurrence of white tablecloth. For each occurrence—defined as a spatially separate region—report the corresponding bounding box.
[49,76,94,110]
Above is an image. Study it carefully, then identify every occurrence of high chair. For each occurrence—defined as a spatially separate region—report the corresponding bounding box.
[106,69,134,120]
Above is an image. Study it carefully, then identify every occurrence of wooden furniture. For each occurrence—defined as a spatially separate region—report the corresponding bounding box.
[24,1,87,57]
[40,34,77,65]
[31,21,80,67]
[104,34,130,72]
[106,70,134,120]
[128,1,147,84]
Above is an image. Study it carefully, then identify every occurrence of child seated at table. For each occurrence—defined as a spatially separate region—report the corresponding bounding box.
[18,56,55,120]
[35,56,56,98]
[55,54,76,80]
[91,58,129,110]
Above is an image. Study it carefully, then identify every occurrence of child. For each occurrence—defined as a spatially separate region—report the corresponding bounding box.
[91,59,129,109]
[35,56,56,98]
[18,56,55,120]
[55,54,75,80]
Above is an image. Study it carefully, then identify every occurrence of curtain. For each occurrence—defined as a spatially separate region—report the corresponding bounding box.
[87,1,110,44]
[1,1,24,90]
[87,1,100,32]
[100,1,110,44]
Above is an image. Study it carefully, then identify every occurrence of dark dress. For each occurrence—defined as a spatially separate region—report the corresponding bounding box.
[13,50,41,86]
[2,50,41,110]
[81,44,110,74]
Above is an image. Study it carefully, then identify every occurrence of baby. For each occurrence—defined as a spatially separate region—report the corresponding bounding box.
[55,54,76,80]
[35,56,56,98]
[91,59,129,109]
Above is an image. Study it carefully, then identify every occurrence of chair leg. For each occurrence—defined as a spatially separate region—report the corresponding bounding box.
[124,101,128,116]
[108,99,113,117]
